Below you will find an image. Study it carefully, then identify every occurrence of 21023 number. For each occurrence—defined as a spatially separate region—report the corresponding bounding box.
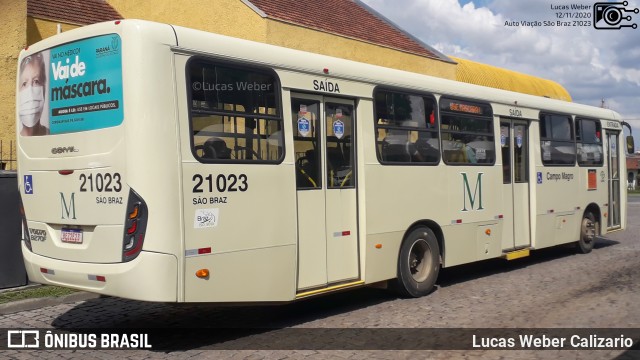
[79,173,122,192]
[192,174,248,193]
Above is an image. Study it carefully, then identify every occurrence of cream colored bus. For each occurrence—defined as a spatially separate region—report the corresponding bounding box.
[17,20,634,302]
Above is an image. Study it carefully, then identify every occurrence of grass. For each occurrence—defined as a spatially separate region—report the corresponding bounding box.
[0,285,78,305]
[629,189,640,195]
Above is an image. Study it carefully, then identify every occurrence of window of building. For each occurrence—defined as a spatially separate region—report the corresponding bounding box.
[188,59,283,163]
[539,113,575,166]
[439,97,495,165]
[576,117,603,166]
[374,89,439,164]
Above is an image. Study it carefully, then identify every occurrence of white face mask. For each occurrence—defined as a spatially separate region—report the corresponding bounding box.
[19,85,45,128]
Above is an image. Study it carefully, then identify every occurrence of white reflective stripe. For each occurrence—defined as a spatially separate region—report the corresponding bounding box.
[185,248,213,257]
[333,231,351,237]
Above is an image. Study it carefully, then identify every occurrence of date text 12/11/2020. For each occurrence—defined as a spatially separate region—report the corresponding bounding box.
[505,2,638,29]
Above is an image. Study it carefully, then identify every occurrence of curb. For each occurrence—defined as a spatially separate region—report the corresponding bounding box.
[0,291,101,315]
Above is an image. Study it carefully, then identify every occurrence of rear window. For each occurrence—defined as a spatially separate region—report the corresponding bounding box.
[18,34,124,136]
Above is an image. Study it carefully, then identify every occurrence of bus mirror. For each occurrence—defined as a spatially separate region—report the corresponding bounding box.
[627,136,635,154]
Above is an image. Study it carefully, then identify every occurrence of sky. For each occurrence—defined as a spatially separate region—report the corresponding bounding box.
[362,0,640,148]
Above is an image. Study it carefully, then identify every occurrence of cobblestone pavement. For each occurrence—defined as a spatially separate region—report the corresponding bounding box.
[1,204,639,359]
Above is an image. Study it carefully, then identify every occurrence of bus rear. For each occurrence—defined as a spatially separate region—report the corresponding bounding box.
[17,21,180,301]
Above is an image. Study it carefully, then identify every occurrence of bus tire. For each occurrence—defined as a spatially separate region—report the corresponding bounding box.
[577,211,598,254]
[395,227,440,297]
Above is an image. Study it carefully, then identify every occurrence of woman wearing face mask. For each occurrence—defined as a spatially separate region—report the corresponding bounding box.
[19,53,49,136]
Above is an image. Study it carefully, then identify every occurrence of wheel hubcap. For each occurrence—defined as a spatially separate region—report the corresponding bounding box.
[409,238,432,282]
[582,218,595,243]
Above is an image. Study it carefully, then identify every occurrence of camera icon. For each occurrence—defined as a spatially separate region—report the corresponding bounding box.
[594,1,638,29]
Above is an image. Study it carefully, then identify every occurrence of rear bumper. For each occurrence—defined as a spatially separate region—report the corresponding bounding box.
[22,242,178,302]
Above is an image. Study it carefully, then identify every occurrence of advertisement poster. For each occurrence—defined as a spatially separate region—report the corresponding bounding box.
[18,34,123,136]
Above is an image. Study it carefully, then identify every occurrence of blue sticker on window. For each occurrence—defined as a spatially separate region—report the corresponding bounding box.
[298,117,310,137]
[333,120,345,139]
[537,172,543,184]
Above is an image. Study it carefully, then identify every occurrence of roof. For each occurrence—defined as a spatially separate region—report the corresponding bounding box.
[27,0,121,26]
[244,0,452,62]
[628,156,640,170]
[452,56,572,102]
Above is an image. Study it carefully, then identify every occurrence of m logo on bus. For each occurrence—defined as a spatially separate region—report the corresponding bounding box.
[60,192,77,220]
[461,172,484,211]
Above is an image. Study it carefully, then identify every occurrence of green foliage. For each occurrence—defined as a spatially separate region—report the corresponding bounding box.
[0,286,77,304]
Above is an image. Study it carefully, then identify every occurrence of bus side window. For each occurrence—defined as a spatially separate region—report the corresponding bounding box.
[539,113,575,166]
[439,98,494,165]
[374,89,439,165]
[188,60,283,163]
[576,117,603,167]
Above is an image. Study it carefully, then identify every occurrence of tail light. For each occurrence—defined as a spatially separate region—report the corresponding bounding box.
[122,189,148,262]
[19,195,32,252]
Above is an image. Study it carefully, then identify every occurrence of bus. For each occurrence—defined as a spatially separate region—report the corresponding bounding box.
[17,20,634,302]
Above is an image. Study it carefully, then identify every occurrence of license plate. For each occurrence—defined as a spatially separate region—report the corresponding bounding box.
[61,228,83,244]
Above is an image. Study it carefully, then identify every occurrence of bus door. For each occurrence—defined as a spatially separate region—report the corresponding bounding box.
[500,119,531,250]
[606,131,621,229]
[290,94,359,291]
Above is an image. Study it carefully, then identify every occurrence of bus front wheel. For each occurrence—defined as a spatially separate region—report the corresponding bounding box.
[577,211,598,254]
[395,227,440,297]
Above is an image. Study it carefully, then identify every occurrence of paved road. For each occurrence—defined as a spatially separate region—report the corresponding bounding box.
[2,204,639,359]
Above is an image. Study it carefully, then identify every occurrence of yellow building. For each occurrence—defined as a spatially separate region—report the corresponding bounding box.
[0,0,570,168]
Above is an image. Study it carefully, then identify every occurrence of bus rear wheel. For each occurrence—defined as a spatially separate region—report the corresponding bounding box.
[577,211,598,254]
[395,227,440,297]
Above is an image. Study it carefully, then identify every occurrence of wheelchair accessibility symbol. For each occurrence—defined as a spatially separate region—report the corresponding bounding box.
[24,175,33,194]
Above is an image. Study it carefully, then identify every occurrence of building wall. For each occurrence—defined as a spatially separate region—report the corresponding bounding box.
[27,18,80,46]
[0,1,27,168]
[265,19,456,79]
[107,0,268,43]
[106,0,455,79]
